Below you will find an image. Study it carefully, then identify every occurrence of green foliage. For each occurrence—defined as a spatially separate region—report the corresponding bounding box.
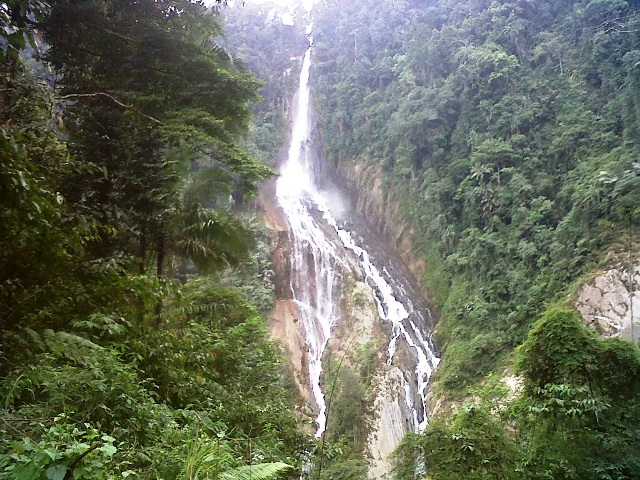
[172,206,251,274]
[1,281,306,477]
[309,1,640,472]
[216,217,276,313]
[391,433,424,480]
[0,1,47,63]
[516,308,601,391]
[37,0,271,279]
[313,0,640,397]
[0,2,307,478]
[513,308,640,478]
[313,344,374,480]
[178,431,292,480]
[396,306,640,479]
[220,462,292,480]
[421,244,451,310]
[324,365,366,449]
[424,406,521,480]
[316,457,369,480]
[0,419,120,480]
[222,3,308,168]
[0,61,90,333]
[437,333,505,395]
[394,405,521,480]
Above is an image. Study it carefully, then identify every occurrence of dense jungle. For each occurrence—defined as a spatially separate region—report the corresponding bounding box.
[2,0,640,479]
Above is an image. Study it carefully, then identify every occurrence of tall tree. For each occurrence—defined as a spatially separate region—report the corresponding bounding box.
[43,0,270,275]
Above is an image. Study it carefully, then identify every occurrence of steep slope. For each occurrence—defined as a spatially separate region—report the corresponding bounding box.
[222,4,445,477]
[313,0,640,393]
[311,0,640,477]
[224,0,640,477]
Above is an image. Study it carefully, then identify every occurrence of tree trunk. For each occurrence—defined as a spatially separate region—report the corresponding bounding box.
[155,234,165,327]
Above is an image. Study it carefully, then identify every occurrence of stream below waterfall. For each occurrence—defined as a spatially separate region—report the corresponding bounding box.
[274,29,440,445]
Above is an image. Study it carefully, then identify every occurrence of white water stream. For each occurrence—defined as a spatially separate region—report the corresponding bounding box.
[276,35,439,438]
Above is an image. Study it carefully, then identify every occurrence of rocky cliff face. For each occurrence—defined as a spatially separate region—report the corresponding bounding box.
[332,160,445,478]
[260,180,318,420]
[324,277,416,479]
[576,263,640,339]
[260,156,438,479]
[365,366,415,479]
[330,160,430,302]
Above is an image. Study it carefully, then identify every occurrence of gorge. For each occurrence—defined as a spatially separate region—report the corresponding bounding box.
[4,0,640,478]
[265,20,439,475]
[232,0,640,476]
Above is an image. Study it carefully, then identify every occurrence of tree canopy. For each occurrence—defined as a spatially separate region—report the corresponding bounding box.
[1,1,303,478]
[311,0,640,477]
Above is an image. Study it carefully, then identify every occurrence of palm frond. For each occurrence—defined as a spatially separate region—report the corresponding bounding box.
[172,207,250,273]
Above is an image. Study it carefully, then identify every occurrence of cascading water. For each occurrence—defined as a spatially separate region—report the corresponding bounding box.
[276,41,345,438]
[276,27,439,440]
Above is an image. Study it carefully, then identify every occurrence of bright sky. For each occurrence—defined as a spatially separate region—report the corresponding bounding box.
[204,0,315,13]
[204,0,315,28]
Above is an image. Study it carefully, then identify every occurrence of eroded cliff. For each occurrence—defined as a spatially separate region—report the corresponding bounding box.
[261,153,440,478]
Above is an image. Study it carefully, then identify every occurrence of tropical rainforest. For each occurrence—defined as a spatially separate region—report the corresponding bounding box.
[0,1,306,479]
[311,0,640,478]
[3,0,640,479]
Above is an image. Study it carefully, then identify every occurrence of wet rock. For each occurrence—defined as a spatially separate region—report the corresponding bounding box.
[330,160,429,302]
[367,366,413,480]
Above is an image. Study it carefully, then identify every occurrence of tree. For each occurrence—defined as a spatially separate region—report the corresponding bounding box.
[42,0,270,276]
[393,406,520,480]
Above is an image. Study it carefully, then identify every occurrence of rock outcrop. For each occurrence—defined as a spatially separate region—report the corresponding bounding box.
[325,278,416,479]
[576,263,640,339]
[260,157,438,479]
[259,180,317,416]
[366,366,414,479]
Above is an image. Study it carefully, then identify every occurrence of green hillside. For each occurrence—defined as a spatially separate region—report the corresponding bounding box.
[0,1,305,478]
[311,0,640,477]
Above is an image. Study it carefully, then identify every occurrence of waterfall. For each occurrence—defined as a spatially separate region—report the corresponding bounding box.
[276,32,439,440]
[276,44,343,438]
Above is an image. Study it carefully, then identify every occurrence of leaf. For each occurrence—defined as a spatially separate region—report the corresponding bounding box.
[46,464,68,480]
[18,170,29,189]
[99,443,117,457]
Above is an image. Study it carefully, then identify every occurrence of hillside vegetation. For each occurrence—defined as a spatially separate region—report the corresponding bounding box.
[0,1,306,478]
[5,0,640,477]
[311,0,640,477]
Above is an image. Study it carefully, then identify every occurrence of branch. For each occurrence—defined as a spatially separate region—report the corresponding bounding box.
[57,92,166,125]
[50,34,188,81]
[1,416,31,439]
[63,443,101,480]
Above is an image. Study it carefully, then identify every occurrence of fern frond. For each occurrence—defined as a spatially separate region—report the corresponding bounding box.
[160,302,222,320]
[23,327,45,351]
[43,330,102,350]
[41,329,103,366]
[220,462,293,480]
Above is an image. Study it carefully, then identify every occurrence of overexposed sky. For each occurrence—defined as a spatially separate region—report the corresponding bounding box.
[204,0,315,13]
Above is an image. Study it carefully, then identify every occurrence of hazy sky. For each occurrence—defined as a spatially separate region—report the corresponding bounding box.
[204,0,314,13]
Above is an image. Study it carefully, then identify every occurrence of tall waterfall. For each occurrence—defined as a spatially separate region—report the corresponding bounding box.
[276,35,439,440]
